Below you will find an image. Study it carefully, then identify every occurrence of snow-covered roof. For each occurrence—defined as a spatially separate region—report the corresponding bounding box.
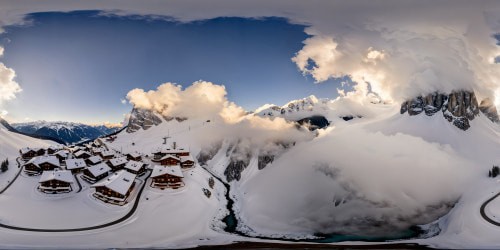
[153,145,189,154]
[151,165,183,178]
[39,170,74,183]
[87,155,103,164]
[124,160,145,172]
[20,147,34,154]
[27,155,60,167]
[180,155,194,162]
[71,146,85,152]
[65,158,87,170]
[86,163,111,176]
[158,155,180,161]
[127,152,141,158]
[74,150,90,157]
[54,150,69,158]
[92,170,136,195]
[92,147,105,153]
[48,145,62,151]
[109,156,128,167]
[100,150,115,157]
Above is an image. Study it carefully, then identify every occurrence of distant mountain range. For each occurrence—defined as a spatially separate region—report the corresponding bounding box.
[12,121,122,145]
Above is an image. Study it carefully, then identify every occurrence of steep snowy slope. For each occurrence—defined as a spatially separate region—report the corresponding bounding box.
[1,92,492,248]
[0,119,58,192]
[0,116,241,248]
[232,94,500,247]
[0,120,57,160]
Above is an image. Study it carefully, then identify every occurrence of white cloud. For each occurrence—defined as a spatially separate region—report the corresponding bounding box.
[241,124,478,236]
[0,62,22,104]
[0,1,499,103]
[126,80,246,123]
[0,47,4,57]
[120,99,126,104]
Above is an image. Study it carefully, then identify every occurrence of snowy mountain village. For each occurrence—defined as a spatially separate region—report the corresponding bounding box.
[18,137,196,206]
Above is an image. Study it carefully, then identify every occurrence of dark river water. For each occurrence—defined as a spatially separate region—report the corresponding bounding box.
[215,172,422,243]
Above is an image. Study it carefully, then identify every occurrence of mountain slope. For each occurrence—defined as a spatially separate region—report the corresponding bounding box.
[105,94,500,247]
[12,121,120,145]
[0,119,58,160]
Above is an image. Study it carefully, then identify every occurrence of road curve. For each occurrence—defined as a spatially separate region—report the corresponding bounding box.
[73,173,83,193]
[480,191,500,227]
[0,170,151,232]
[0,158,24,194]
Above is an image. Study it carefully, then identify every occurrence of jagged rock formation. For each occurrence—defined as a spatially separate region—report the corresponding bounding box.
[126,108,163,133]
[196,142,223,166]
[224,142,251,182]
[126,108,188,133]
[257,155,274,170]
[224,159,250,182]
[401,91,479,130]
[479,98,500,123]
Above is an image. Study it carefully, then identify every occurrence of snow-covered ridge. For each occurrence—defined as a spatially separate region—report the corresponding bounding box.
[12,121,121,145]
[254,95,328,119]
[13,121,118,131]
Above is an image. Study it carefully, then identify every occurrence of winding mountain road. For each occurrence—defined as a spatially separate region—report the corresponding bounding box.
[0,170,152,232]
[73,173,83,193]
[0,158,24,194]
[480,191,500,227]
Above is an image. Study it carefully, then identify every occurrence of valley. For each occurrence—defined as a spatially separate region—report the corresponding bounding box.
[0,94,497,248]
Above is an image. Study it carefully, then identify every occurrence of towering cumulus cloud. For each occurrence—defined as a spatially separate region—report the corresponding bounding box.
[0,47,22,106]
[126,80,246,123]
[1,1,500,104]
[290,1,500,103]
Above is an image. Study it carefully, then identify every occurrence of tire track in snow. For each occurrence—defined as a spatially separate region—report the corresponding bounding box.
[480,191,500,226]
[0,170,151,232]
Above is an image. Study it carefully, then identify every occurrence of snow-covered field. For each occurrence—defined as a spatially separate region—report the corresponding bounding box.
[0,121,241,248]
[0,95,499,248]
[0,173,129,228]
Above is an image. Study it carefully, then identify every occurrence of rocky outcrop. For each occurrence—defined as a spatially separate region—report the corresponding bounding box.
[296,115,330,131]
[258,155,274,170]
[196,142,223,166]
[401,91,480,130]
[224,159,250,182]
[479,98,500,123]
[223,142,251,182]
[126,107,163,133]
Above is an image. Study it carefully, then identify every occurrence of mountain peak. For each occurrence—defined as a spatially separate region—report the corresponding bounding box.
[478,98,499,123]
[400,90,481,130]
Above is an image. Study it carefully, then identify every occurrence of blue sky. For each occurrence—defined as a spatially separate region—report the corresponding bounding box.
[0,11,346,124]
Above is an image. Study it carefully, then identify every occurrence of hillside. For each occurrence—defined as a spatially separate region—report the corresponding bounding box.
[12,121,121,145]
[0,93,498,248]
[109,93,500,248]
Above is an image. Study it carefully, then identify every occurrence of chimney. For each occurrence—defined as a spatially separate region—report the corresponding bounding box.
[173,141,177,149]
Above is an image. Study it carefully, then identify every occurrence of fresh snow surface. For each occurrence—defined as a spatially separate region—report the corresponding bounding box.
[39,170,74,183]
[92,170,136,195]
[0,120,238,248]
[151,165,183,178]
[0,122,57,190]
[0,96,500,248]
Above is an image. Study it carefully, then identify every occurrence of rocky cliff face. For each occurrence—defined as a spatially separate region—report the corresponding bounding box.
[400,91,480,130]
[479,98,500,123]
[126,108,163,133]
